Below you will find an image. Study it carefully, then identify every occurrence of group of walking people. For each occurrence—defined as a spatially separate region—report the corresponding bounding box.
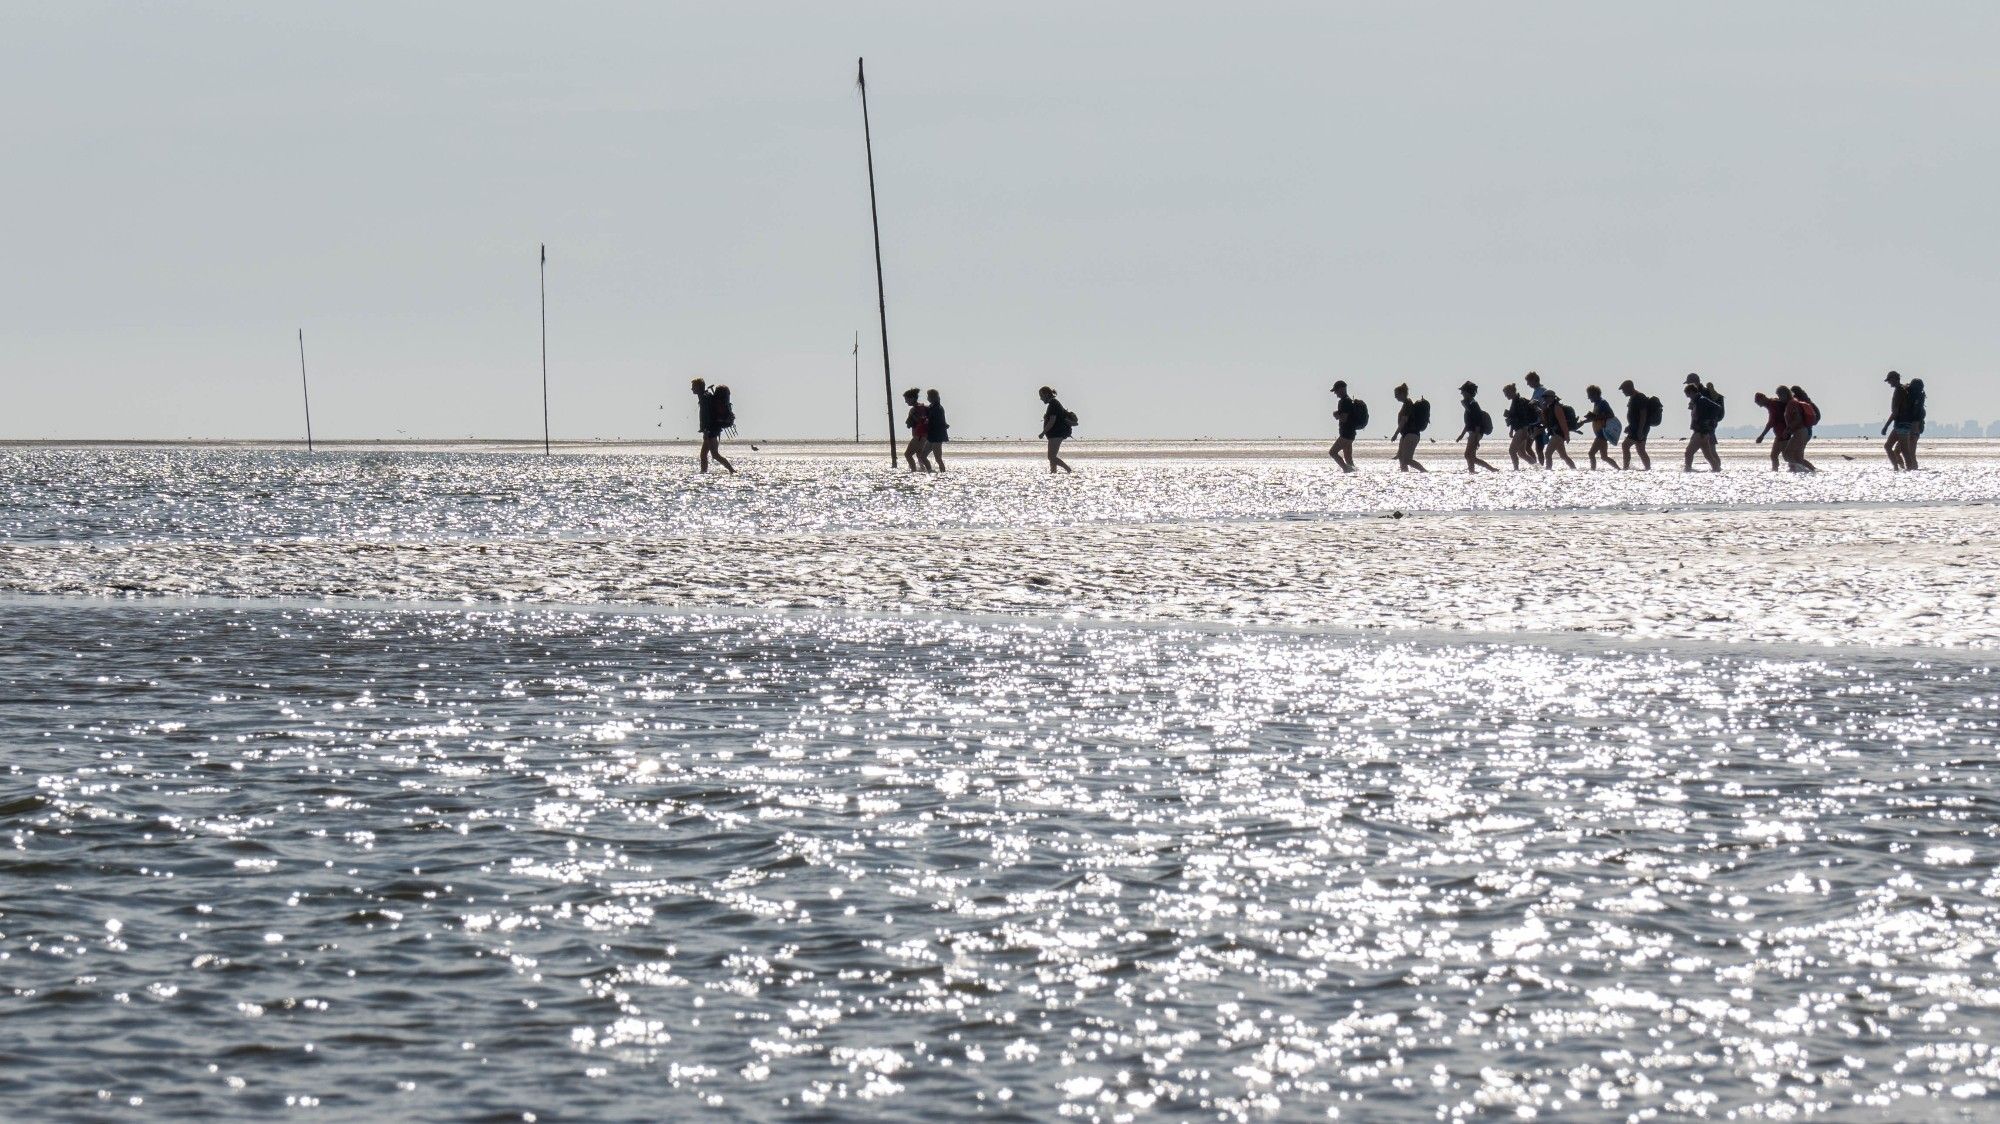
[691,379,1079,474]
[900,385,1076,473]
[688,370,1934,475]
[1329,371,1930,474]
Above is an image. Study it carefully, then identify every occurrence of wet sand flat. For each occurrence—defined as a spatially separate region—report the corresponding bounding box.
[5,499,1995,649]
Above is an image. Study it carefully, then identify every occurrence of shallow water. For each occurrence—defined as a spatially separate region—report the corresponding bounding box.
[4,602,2000,1120]
[5,447,2000,1120]
[4,445,1996,543]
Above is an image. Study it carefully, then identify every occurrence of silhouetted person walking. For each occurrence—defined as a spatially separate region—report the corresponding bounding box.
[1883,371,1911,469]
[1391,383,1429,473]
[1539,390,1577,469]
[1618,379,1657,470]
[1328,380,1364,473]
[1501,383,1539,470]
[1455,381,1498,473]
[1038,386,1074,474]
[925,389,949,472]
[1754,390,1790,471]
[692,378,735,474]
[902,387,931,473]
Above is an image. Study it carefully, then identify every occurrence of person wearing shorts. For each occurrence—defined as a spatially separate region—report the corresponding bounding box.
[1618,379,1652,470]
[1329,380,1359,474]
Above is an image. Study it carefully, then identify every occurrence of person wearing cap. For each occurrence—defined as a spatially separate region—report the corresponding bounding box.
[1453,381,1499,474]
[1328,380,1360,474]
[1618,379,1654,470]
[1883,370,1912,469]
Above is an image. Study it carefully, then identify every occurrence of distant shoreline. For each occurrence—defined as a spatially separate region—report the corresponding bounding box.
[3,436,1997,461]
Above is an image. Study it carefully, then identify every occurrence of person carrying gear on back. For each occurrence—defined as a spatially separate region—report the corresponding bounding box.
[1329,381,1366,474]
[1391,383,1430,473]
[1619,379,1659,470]
[1454,381,1499,474]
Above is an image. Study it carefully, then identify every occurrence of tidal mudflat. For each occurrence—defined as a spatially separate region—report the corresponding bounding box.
[3,445,1998,1120]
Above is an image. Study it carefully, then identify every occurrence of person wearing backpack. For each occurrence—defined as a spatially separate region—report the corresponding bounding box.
[1454,381,1499,474]
[1786,385,1819,472]
[1582,385,1624,471]
[1538,390,1578,469]
[1500,383,1541,470]
[1618,379,1657,470]
[1328,380,1364,474]
[1883,371,1912,469]
[1037,385,1075,474]
[1390,383,1430,473]
[1904,378,1928,470]
[1683,383,1722,472]
[690,378,736,475]
[924,389,949,473]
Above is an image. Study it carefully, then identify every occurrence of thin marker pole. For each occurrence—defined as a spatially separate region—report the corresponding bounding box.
[857,58,896,467]
[297,328,314,453]
[853,331,861,443]
[539,243,550,455]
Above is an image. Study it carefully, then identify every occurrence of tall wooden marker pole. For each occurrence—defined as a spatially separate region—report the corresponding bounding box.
[297,329,314,453]
[853,331,861,443]
[539,243,550,455]
[857,58,897,466]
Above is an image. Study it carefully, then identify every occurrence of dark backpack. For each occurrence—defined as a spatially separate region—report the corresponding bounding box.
[1348,399,1370,429]
[1477,408,1494,437]
[1407,398,1431,434]
[717,401,736,430]
[1908,384,1926,421]
[1798,400,1820,428]
[1696,394,1723,427]
[1561,404,1580,433]
[1065,410,1079,429]
[1646,395,1665,427]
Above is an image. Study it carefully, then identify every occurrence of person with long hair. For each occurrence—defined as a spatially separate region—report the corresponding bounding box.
[691,378,735,475]
[1038,385,1074,474]
[1883,371,1911,469]
[1683,382,1722,472]
[922,389,949,472]
[902,387,931,473]
[1455,381,1498,473]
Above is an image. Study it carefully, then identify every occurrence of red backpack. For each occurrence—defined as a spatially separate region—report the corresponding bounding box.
[1799,400,1820,428]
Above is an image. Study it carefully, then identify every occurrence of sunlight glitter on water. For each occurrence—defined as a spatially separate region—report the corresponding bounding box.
[4,602,1999,1120]
[3,446,1997,542]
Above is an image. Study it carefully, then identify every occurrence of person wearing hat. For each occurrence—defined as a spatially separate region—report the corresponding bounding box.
[1453,381,1499,474]
[1883,370,1913,469]
[1328,380,1362,474]
[1618,379,1655,470]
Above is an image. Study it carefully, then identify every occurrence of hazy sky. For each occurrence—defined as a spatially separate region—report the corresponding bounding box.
[5,2,1997,440]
